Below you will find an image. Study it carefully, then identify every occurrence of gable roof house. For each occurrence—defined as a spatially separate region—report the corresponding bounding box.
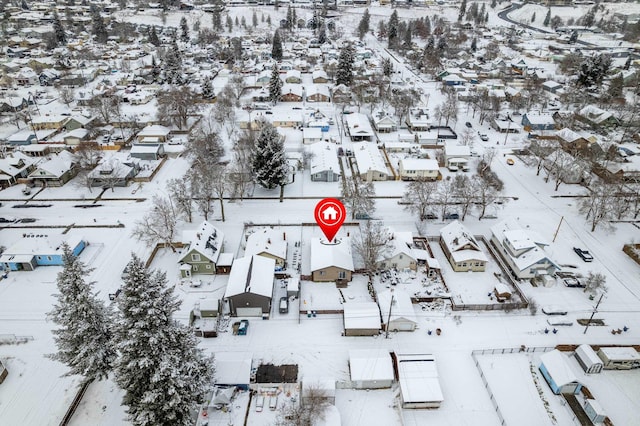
[372,110,397,133]
[244,228,288,269]
[280,84,304,102]
[305,84,331,103]
[86,158,138,188]
[439,221,488,272]
[405,107,431,131]
[224,255,275,317]
[345,113,374,141]
[179,221,224,278]
[0,152,36,188]
[378,230,417,271]
[490,219,560,280]
[310,237,354,282]
[1,234,87,272]
[521,113,556,132]
[136,124,170,143]
[27,150,77,187]
[312,69,330,83]
[576,105,619,128]
[284,69,302,84]
[352,142,389,182]
[308,142,341,182]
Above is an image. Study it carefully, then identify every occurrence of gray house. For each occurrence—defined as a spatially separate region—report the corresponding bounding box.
[224,255,275,317]
[308,142,341,182]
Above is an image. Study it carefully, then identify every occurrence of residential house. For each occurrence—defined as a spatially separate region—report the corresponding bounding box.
[345,113,374,141]
[284,69,302,83]
[492,118,521,133]
[521,113,556,132]
[302,127,323,144]
[305,84,331,103]
[395,353,443,409]
[539,350,582,395]
[30,115,69,131]
[255,70,271,86]
[405,107,431,131]
[490,219,560,279]
[178,221,224,278]
[38,69,60,86]
[399,158,439,181]
[224,255,275,317]
[576,105,619,128]
[0,96,28,112]
[86,159,138,188]
[130,143,165,160]
[349,349,394,389]
[308,142,341,182]
[280,84,304,102]
[378,230,417,271]
[439,221,488,272]
[443,144,471,170]
[16,67,38,86]
[244,228,288,270]
[27,150,77,187]
[0,152,36,188]
[0,234,87,271]
[310,237,354,282]
[343,302,381,336]
[312,69,329,83]
[353,142,389,182]
[64,115,96,131]
[542,80,563,94]
[331,84,352,105]
[61,129,90,146]
[377,289,417,332]
[371,110,397,133]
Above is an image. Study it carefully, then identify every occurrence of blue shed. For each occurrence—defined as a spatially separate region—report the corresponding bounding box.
[539,350,582,395]
[0,234,87,271]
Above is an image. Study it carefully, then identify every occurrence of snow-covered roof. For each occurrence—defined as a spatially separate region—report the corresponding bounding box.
[540,350,579,387]
[310,237,354,272]
[343,302,381,330]
[598,347,640,361]
[444,144,471,158]
[491,219,558,272]
[400,158,439,172]
[344,113,374,138]
[524,113,555,126]
[0,152,35,177]
[396,354,443,404]
[349,349,394,382]
[352,142,388,176]
[308,142,340,175]
[575,344,602,367]
[244,228,287,261]
[1,234,84,259]
[224,255,275,298]
[180,221,224,264]
[137,124,170,137]
[29,151,75,179]
[440,221,488,263]
[377,289,417,326]
[385,230,416,261]
[214,352,252,385]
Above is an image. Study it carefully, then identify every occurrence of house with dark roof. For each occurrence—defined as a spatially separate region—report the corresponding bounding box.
[224,255,275,317]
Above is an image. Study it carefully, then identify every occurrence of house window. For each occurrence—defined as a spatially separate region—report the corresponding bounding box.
[47,256,52,261]
[399,255,403,259]
[338,271,346,279]
[319,271,325,276]
[462,263,467,267]
[191,253,201,262]
[193,265,199,271]
[205,264,211,269]
[37,256,42,260]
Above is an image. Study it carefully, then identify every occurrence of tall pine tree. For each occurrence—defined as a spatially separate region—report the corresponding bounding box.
[163,39,183,84]
[269,63,282,103]
[357,8,370,40]
[90,4,108,43]
[180,16,189,42]
[252,121,288,194]
[271,29,283,61]
[114,255,214,426]
[148,25,160,46]
[388,10,399,49]
[53,12,66,45]
[336,43,355,87]
[48,244,115,381]
[201,76,214,99]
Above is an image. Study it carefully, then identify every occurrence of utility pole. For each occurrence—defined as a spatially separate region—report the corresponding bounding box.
[385,291,394,339]
[583,293,604,335]
[552,216,564,243]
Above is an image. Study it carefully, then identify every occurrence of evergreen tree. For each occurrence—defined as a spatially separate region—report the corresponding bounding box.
[318,25,326,44]
[269,63,282,103]
[403,25,412,49]
[151,55,160,82]
[180,16,189,42]
[53,12,66,45]
[286,4,293,30]
[201,76,214,99]
[226,15,233,32]
[388,10,399,49]
[336,43,355,87]
[357,8,370,40]
[48,244,115,381]
[241,16,246,28]
[148,26,160,47]
[491,0,497,8]
[253,10,258,27]
[271,30,283,61]
[609,73,623,98]
[544,8,551,26]
[235,16,239,27]
[382,57,393,77]
[90,4,108,43]
[458,0,467,22]
[470,37,477,52]
[292,7,297,28]
[163,39,183,84]
[252,121,288,192]
[577,53,611,88]
[114,255,214,426]
[211,0,223,31]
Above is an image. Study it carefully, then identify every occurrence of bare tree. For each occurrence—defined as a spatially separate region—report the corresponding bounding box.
[59,87,75,107]
[474,177,499,219]
[341,175,375,219]
[579,180,614,232]
[211,165,230,222]
[191,170,216,221]
[460,128,475,146]
[544,149,579,191]
[452,174,476,220]
[74,141,102,169]
[167,177,194,223]
[131,195,178,251]
[352,220,392,280]
[583,271,607,298]
[403,178,438,221]
[524,139,557,176]
[275,384,331,426]
[436,178,455,219]
[156,86,202,129]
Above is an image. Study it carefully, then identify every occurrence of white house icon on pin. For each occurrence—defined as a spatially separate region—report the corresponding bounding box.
[322,206,338,221]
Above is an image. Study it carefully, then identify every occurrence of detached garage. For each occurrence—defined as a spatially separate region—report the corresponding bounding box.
[349,349,394,389]
[395,353,443,409]
[377,289,417,332]
[343,302,381,336]
[224,255,275,317]
[539,350,582,395]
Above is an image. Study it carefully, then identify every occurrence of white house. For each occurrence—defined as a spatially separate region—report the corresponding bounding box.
[377,289,417,332]
[348,349,394,389]
[395,353,443,409]
[244,228,288,269]
[439,221,488,272]
[371,110,397,133]
[490,219,560,279]
[443,144,471,170]
[399,158,439,181]
[344,113,374,141]
[378,230,417,271]
[302,127,323,144]
[352,142,389,182]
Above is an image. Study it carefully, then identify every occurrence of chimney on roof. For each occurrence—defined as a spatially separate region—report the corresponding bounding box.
[267,238,271,244]
[283,232,286,241]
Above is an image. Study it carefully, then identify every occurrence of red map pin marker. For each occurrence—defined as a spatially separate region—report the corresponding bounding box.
[314,198,346,243]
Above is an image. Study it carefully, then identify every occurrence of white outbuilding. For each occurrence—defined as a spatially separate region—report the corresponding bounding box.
[349,349,394,389]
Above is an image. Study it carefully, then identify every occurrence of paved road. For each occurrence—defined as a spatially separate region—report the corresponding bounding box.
[497,3,552,34]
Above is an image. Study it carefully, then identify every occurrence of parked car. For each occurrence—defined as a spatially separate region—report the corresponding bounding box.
[444,212,460,220]
[237,319,249,335]
[506,158,515,165]
[279,297,289,314]
[479,133,489,141]
[465,121,472,128]
[422,212,438,220]
[563,277,585,288]
[542,305,568,315]
[0,217,16,223]
[573,247,594,262]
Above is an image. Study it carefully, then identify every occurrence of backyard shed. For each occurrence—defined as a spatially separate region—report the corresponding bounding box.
[342,302,381,336]
[214,352,252,390]
[539,350,582,395]
[584,399,607,425]
[395,353,443,409]
[575,344,603,374]
[377,289,417,332]
[349,349,394,389]
[597,347,640,370]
